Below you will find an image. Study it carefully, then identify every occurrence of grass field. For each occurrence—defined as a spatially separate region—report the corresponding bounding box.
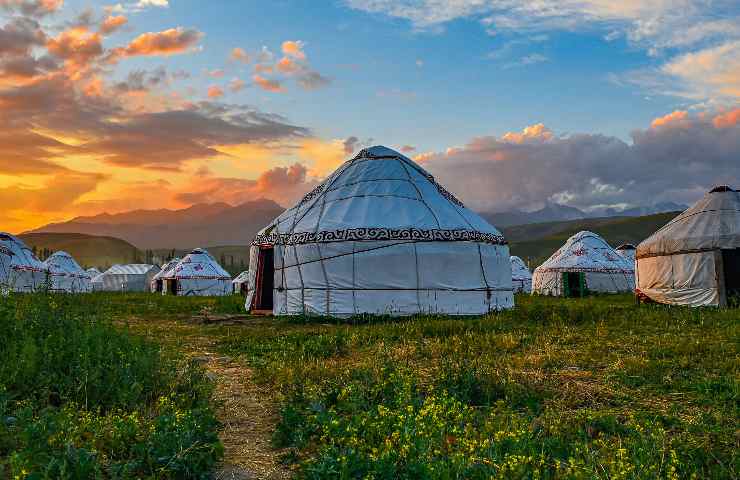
[2,293,737,479]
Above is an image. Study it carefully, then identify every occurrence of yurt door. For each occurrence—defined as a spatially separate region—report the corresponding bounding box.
[166,278,178,295]
[721,249,740,304]
[563,272,586,298]
[252,247,274,311]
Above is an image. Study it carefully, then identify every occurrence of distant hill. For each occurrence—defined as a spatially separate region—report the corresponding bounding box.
[505,211,680,267]
[18,233,142,270]
[30,199,285,249]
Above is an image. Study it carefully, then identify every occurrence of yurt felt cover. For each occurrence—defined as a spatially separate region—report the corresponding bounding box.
[167,249,231,296]
[0,232,48,293]
[95,264,160,292]
[636,187,740,306]
[246,145,513,316]
[44,251,92,293]
[86,267,102,277]
[150,258,180,292]
[510,256,532,294]
[615,244,636,262]
[532,231,634,296]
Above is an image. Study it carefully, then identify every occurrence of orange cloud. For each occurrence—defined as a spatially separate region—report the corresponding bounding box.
[282,40,306,60]
[230,47,250,63]
[651,110,689,128]
[712,108,740,128]
[100,15,127,35]
[276,56,300,74]
[253,74,283,92]
[207,85,224,98]
[229,77,245,92]
[46,26,103,71]
[0,0,63,17]
[109,27,202,61]
[501,123,553,143]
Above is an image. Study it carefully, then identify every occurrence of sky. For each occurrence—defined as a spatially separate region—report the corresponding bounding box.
[1,0,739,233]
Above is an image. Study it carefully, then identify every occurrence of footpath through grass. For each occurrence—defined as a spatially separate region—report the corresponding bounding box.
[0,293,243,479]
[214,295,739,479]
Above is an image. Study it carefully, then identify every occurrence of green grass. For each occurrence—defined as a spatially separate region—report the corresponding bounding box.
[215,295,739,479]
[0,293,243,479]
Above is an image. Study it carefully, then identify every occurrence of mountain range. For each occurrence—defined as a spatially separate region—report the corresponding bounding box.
[28,199,686,250]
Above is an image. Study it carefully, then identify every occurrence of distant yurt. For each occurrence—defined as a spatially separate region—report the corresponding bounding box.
[0,232,48,293]
[636,186,740,307]
[164,249,231,296]
[510,256,532,294]
[615,244,636,263]
[232,270,249,295]
[150,258,180,293]
[44,251,92,293]
[86,267,102,278]
[246,146,514,316]
[532,231,634,297]
[93,264,160,292]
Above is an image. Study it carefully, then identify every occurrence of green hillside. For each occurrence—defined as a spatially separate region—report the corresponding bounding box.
[19,232,143,270]
[505,211,679,266]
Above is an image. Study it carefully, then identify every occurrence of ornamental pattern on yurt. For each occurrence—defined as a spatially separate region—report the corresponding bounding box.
[246,145,514,317]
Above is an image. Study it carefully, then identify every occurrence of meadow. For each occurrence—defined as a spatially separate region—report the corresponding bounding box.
[1,293,737,479]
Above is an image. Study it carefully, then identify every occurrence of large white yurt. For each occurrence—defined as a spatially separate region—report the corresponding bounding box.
[150,258,180,293]
[164,249,231,296]
[532,231,634,297]
[636,186,740,307]
[510,256,532,294]
[245,145,514,316]
[615,244,637,263]
[44,251,92,293]
[93,264,160,292]
[0,232,48,293]
[232,270,250,295]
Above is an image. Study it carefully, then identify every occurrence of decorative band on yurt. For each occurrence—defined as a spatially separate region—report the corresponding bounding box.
[253,227,507,246]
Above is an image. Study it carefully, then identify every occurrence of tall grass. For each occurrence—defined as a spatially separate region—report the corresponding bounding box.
[218,294,739,479]
[0,293,224,478]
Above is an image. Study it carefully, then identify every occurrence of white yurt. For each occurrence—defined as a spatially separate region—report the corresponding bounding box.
[245,145,514,316]
[232,270,250,295]
[86,267,102,278]
[164,249,231,296]
[150,258,180,293]
[636,186,740,307]
[43,251,92,293]
[615,244,637,263]
[532,231,634,297]
[93,264,160,292]
[510,256,532,294]
[0,232,48,293]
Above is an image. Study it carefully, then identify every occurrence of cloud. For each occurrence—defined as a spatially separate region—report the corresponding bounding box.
[281,40,306,60]
[505,52,548,68]
[108,27,203,61]
[400,144,416,153]
[112,67,167,93]
[297,70,331,90]
[110,0,168,13]
[207,69,224,78]
[207,85,224,98]
[650,110,689,129]
[660,41,740,101]
[0,171,105,213]
[253,74,284,92]
[229,47,250,63]
[45,26,104,71]
[99,15,128,35]
[343,136,359,154]
[0,0,63,17]
[229,77,245,92]
[0,17,46,56]
[417,111,740,213]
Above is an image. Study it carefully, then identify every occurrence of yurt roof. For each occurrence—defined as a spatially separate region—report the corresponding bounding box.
[636,187,740,258]
[615,244,636,251]
[510,256,532,280]
[169,248,230,280]
[232,270,249,284]
[44,251,89,278]
[86,267,102,275]
[0,232,46,272]
[152,258,181,281]
[105,264,159,275]
[254,146,505,246]
[535,231,633,273]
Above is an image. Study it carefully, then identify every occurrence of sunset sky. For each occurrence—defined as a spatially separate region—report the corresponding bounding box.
[1,0,739,233]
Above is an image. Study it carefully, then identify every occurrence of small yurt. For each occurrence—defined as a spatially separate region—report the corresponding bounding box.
[164,249,231,296]
[636,186,740,307]
[532,231,634,297]
[94,264,160,292]
[232,270,249,295]
[510,256,532,294]
[150,258,180,293]
[0,232,48,293]
[615,244,636,263]
[44,251,92,293]
[245,146,514,316]
[86,267,102,278]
